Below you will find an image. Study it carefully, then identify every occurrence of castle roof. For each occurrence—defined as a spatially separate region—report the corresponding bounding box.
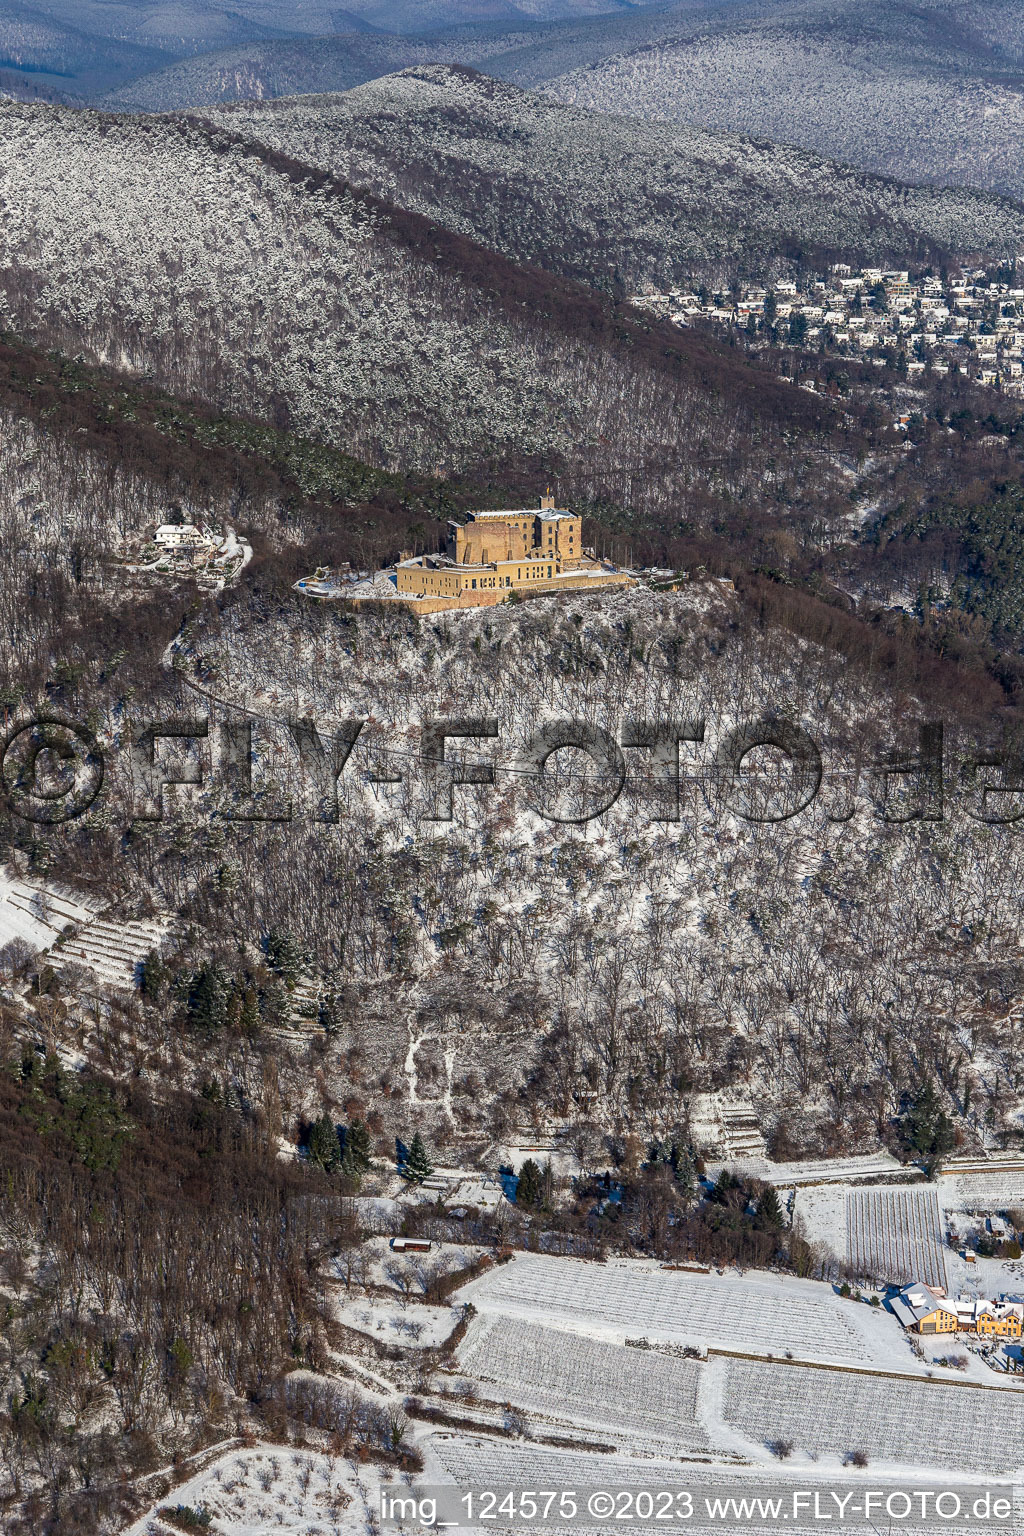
[465,507,570,520]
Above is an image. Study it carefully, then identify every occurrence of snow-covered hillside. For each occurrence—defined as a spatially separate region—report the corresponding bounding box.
[127,582,1024,1159]
[0,102,609,471]
[544,0,1024,201]
[0,103,567,470]
[0,97,851,519]
[207,65,1024,285]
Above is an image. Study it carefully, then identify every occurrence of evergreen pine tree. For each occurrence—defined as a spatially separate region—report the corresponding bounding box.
[139,948,165,1002]
[758,1185,783,1228]
[671,1146,696,1205]
[319,990,342,1035]
[265,929,302,987]
[308,1113,341,1172]
[902,1080,956,1176]
[187,964,227,1031]
[404,1132,433,1183]
[339,1143,362,1185]
[710,1168,738,1204]
[516,1158,544,1208]
[239,986,260,1034]
[344,1118,372,1172]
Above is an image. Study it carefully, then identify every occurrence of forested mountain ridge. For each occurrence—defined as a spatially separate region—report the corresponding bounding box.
[96,23,572,112]
[89,0,1024,208]
[205,65,1024,289]
[0,96,864,535]
[545,0,1024,201]
[0,0,169,101]
[0,0,680,104]
[6,90,1024,668]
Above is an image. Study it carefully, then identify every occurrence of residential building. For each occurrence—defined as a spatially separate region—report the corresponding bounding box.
[154,523,204,548]
[893,1281,1024,1338]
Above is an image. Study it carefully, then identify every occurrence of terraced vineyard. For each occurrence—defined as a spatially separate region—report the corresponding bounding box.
[465,1255,881,1364]
[456,1316,712,1450]
[846,1188,948,1290]
[53,915,168,990]
[0,871,102,952]
[722,1359,1024,1475]
[0,866,167,990]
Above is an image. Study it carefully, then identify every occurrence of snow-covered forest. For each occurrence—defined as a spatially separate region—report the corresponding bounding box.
[206,66,1024,287]
[15,569,1024,1174]
[0,99,873,521]
[547,0,1024,201]
[103,584,1024,1161]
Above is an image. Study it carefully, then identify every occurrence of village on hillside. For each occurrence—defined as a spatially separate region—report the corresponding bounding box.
[634,259,1024,396]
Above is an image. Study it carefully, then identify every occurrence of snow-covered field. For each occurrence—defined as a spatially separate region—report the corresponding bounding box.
[718,1151,906,1187]
[456,1315,713,1452]
[125,1418,1024,1536]
[0,867,100,953]
[122,1247,1024,1534]
[721,1356,1024,1476]
[460,1254,907,1369]
[942,1168,1024,1210]
[423,1432,1023,1536]
[792,1172,1024,1302]
[0,864,167,990]
[335,1290,463,1349]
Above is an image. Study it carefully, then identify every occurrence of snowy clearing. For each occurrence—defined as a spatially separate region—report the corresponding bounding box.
[720,1355,1024,1476]
[125,1445,381,1536]
[846,1187,949,1291]
[422,1432,1022,1535]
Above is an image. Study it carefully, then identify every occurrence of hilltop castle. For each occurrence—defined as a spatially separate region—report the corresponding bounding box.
[389,495,634,611]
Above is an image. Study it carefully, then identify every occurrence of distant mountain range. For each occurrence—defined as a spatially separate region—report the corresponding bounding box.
[545,0,1024,200]
[203,64,1024,287]
[96,29,530,110]
[0,0,169,101]
[84,0,1024,207]
[94,2,710,111]
[0,0,677,102]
